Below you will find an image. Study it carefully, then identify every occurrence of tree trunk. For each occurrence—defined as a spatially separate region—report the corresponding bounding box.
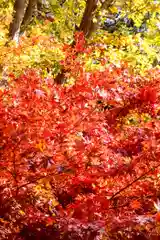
[54,0,98,84]
[55,0,115,84]
[21,0,38,31]
[79,0,114,38]
[79,0,98,38]
[8,0,26,41]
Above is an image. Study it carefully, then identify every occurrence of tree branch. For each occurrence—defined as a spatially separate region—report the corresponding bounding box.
[110,162,160,200]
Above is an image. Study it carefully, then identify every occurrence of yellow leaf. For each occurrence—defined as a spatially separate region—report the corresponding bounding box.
[93,18,97,23]
[109,6,118,13]
[34,185,41,194]
[52,199,59,207]
[36,140,46,152]
[19,210,25,215]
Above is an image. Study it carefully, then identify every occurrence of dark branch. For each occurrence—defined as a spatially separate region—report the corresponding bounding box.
[110,162,160,200]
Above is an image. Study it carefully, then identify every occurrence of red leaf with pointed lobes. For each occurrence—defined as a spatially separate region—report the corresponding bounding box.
[43,129,52,138]
[139,86,157,103]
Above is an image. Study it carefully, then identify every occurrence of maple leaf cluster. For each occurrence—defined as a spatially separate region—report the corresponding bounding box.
[0,38,160,239]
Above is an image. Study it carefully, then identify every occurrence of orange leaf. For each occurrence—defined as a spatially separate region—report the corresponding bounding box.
[130,200,141,209]
[156,212,160,222]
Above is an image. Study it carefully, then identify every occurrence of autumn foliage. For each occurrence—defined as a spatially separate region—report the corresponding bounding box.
[0,35,160,239]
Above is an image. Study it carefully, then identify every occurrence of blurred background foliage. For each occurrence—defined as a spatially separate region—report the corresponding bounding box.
[0,0,159,82]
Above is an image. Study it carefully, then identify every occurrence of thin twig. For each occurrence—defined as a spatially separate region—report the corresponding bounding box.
[110,163,160,200]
